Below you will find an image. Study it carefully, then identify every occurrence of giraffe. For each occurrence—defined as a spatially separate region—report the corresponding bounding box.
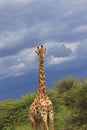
[29,45,54,130]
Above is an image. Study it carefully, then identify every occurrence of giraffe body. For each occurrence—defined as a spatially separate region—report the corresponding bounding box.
[29,45,54,130]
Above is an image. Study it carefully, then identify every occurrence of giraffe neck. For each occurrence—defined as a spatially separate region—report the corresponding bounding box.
[37,56,47,95]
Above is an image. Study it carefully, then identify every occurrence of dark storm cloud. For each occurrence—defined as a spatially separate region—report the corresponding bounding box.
[0,0,87,100]
[0,0,87,54]
[0,0,87,78]
[0,2,87,40]
[47,44,72,57]
[77,40,87,59]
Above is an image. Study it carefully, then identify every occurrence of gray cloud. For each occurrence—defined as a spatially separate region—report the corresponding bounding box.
[0,0,87,79]
[44,42,72,57]
[77,40,87,59]
[0,47,37,79]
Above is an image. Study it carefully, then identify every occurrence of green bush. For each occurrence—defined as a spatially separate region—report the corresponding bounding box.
[0,77,87,130]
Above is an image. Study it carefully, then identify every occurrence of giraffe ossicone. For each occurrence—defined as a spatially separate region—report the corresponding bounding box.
[29,45,54,130]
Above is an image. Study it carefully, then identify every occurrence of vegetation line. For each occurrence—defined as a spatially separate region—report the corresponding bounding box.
[0,76,87,130]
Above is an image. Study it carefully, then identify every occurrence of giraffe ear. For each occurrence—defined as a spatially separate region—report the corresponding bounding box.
[35,50,38,53]
[44,48,46,53]
[35,50,39,55]
[35,46,40,55]
[35,50,37,53]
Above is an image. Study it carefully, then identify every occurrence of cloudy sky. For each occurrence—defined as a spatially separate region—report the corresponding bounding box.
[0,0,87,101]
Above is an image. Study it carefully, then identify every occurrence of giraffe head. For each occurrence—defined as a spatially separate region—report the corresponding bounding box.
[35,45,46,58]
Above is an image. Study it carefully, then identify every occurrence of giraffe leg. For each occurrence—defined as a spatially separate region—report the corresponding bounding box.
[49,110,54,130]
[39,122,44,130]
[29,114,37,130]
[41,113,49,130]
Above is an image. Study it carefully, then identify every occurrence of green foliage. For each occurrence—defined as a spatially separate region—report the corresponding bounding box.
[0,94,35,130]
[55,76,78,93]
[55,77,87,130]
[0,77,87,130]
